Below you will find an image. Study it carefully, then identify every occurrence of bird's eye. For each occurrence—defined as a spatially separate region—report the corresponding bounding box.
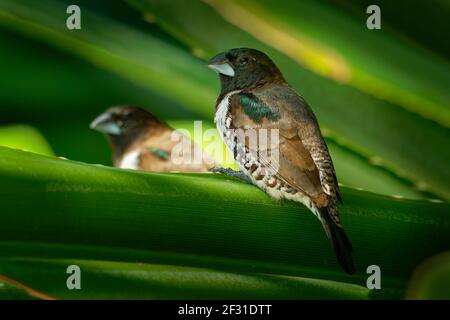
[239,56,249,65]
[123,112,132,120]
[119,113,132,126]
[116,119,124,127]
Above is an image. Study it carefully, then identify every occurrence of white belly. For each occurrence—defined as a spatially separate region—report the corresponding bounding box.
[119,148,141,170]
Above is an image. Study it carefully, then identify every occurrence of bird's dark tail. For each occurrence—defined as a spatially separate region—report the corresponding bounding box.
[318,207,355,274]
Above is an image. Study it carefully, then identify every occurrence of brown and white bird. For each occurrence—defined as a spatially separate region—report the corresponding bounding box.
[90,105,212,173]
[208,48,354,273]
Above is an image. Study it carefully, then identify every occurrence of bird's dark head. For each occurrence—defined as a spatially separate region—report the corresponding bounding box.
[90,105,158,137]
[208,48,284,94]
[90,105,161,157]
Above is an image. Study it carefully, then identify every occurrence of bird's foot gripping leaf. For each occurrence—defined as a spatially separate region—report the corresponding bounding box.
[209,167,252,184]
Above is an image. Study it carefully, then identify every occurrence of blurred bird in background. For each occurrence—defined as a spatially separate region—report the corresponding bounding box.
[90,105,213,173]
[208,48,354,274]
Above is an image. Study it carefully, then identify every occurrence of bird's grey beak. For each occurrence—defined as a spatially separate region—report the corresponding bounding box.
[208,63,235,77]
[208,53,235,77]
[90,112,121,135]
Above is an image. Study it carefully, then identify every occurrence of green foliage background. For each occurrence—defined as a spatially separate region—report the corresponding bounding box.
[0,0,448,299]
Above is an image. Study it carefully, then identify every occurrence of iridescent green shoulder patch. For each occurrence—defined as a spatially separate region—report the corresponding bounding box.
[239,93,280,123]
[148,147,170,160]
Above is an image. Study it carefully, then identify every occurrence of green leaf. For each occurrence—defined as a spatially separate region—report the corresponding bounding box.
[0,125,54,156]
[405,252,450,300]
[326,141,426,200]
[331,0,450,61]
[0,0,216,119]
[0,280,38,300]
[0,258,369,299]
[0,147,449,299]
[0,283,36,300]
[0,274,51,300]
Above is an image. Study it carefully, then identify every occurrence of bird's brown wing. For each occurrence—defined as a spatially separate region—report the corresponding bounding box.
[228,93,329,207]
[135,130,212,173]
[248,85,342,203]
[138,148,172,172]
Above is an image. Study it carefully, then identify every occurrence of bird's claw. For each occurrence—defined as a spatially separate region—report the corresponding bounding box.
[209,167,252,184]
[209,167,235,174]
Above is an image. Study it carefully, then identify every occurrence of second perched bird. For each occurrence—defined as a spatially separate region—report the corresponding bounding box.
[208,48,354,273]
[90,105,212,172]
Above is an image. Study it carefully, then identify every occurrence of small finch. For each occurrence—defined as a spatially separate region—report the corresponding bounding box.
[90,105,213,173]
[208,48,354,273]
